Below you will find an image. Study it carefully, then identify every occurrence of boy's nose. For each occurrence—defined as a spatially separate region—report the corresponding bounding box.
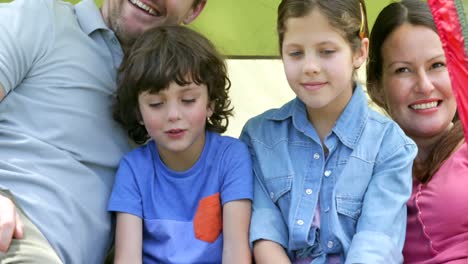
[167,103,181,121]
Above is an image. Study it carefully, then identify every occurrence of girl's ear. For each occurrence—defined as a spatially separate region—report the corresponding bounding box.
[353,37,369,69]
[183,1,207,25]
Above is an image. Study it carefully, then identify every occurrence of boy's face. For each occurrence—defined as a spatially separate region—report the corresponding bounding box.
[102,0,205,47]
[138,81,213,168]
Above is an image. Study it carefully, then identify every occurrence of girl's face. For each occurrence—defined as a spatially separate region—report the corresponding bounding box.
[281,8,368,117]
[381,24,456,140]
[138,81,213,168]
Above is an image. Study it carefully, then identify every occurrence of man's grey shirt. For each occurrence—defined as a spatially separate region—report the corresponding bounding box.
[0,0,130,262]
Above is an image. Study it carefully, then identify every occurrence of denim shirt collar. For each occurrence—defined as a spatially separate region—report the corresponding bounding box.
[265,84,369,149]
[75,0,109,35]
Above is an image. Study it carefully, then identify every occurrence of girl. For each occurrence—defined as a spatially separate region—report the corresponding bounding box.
[108,25,252,264]
[367,1,468,263]
[240,0,417,263]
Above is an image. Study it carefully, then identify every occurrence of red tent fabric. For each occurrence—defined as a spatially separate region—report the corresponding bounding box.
[428,0,468,141]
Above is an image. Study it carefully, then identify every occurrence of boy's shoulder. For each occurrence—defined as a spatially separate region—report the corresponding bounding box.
[208,132,247,151]
[121,141,156,164]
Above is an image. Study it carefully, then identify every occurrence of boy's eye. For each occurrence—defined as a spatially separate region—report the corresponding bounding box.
[182,99,196,104]
[149,102,163,108]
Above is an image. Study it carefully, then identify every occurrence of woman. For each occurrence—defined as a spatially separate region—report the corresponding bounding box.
[367,0,468,263]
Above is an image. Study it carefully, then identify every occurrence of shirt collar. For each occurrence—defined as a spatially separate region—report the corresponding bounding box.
[265,84,369,149]
[74,0,109,35]
[333,85,369,149]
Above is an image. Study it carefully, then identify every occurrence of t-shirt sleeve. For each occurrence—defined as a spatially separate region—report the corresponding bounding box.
[220,140,254,204]
[107,158,144,218]
[0,0,52,97]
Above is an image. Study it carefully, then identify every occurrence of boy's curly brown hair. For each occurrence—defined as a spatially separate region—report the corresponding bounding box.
[113,25,233,144]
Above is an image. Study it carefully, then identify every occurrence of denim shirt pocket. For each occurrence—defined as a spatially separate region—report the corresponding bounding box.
[335,195,362,240]
[264,175,293,208]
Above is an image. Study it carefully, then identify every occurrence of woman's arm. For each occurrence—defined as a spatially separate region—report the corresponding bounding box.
[114,213,142,264]
[222,199,252,264]
[253,240,291,264]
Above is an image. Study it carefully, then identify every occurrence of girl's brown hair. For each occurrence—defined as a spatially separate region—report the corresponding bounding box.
[114,25,232,144]
[277,0,369,55]
[367,0,464,183]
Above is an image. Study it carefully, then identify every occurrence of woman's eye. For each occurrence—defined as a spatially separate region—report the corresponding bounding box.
[431,62,446,69]
[395,67,410,74]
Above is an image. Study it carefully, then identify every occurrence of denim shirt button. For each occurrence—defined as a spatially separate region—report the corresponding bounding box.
[324,170,332,177]
[297,220,304,226]
[305,189,313,195]
[269,192,274,199]
[313,153,320,160]
[327,241,334,248]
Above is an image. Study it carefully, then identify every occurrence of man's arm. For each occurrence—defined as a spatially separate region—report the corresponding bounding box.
[0,83,5,101]
[0,195,23,252]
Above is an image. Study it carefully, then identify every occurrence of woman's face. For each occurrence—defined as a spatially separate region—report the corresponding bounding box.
[381,23,456,140]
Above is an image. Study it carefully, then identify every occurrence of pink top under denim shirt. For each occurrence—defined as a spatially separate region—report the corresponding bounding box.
[403,142,468,264]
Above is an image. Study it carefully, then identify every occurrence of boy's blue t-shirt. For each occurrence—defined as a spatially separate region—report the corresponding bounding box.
[108,131,253,263]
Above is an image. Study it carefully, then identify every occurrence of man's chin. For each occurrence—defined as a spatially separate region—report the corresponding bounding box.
[114,27,143,50]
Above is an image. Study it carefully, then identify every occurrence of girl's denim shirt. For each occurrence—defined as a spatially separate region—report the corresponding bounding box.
[240,86,417,263]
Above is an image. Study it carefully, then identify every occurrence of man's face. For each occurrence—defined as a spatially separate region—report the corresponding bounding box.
[102,0,205,47]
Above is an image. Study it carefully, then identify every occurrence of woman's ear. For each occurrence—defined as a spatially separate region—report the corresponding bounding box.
[353,37,369,69]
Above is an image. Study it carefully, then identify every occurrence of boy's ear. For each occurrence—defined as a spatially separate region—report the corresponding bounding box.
[136,109,144,125]
[207,101,214,118]
[353,37,369,69]
[183,0,207,24]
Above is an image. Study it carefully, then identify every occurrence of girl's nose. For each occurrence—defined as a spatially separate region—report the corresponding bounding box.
[303,55,320,75]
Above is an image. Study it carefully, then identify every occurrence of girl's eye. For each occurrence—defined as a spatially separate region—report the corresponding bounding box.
[182,99,196,104]
[320,49,335,55]
[288,51,303,57]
